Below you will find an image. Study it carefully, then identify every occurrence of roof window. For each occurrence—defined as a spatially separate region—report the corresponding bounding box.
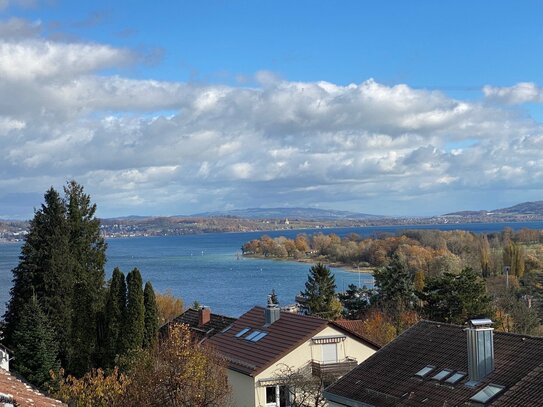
[251,332,268,342]
[415,365,435,378]
[469,384,505,404]
[235,327,250,337]
[431,369,453,381]
[445,371,466,385]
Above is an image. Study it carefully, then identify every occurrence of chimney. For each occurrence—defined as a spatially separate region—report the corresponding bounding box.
[199,306,211,327]
[466,319,494,386]
[265,295,280,326]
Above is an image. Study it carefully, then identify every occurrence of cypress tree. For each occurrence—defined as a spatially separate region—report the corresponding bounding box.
[104,268,127,366]
[12,295,59,388]
[123,268,145,352]
[143,281,159,349]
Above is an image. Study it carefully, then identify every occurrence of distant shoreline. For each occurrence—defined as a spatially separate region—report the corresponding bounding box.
[242,253,374,275]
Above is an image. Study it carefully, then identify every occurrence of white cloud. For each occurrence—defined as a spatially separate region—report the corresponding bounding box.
[483,82,543,104]
[1,30,543,217]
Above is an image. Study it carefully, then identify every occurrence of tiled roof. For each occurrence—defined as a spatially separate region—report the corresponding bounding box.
[0,368,66,407]
[325,320,543,407]
[162,308,237,342]
[207,306,328,376]
[331,320,381,349]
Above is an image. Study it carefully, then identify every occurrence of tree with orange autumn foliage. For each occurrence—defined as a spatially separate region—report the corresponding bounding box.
[155,290,184,326]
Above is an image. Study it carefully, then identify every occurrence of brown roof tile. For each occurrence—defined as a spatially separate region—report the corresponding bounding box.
[161,308,237,342]
[331,320,382,349]
[325,320,543,407]
[0,369,66,407]
[207,306,328,376]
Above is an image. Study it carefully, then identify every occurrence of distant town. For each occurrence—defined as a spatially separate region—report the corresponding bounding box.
[1,201,543,242]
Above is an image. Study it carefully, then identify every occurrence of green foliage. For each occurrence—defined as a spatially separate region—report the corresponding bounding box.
[3,188,72,366]
[374,255,415,330]
[104,268,127,367]
[123,268,145,352]
[301,263,340,319]
[419,267,493,324]
[338,284,373,320]
[12,296,59,387]
[3,181,109,380]
[143,281,158,349]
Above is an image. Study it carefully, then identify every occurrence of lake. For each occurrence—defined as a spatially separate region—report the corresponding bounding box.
[1,221,543,317]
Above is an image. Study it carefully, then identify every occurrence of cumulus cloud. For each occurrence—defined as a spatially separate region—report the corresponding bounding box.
[483,82,543,104]
[1,28,543,218]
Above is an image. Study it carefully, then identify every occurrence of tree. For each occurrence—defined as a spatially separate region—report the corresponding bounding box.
[12,295,59,387]
[272,364,327,407]
[143,281,159,349]
[155,289,184,326]
[300,263,341,319]
[51,367,128,407]
[122,268,145,352]
[338,284,372,320]
[3,188,72,366]
[65,181,107,373]
[118,324,231,407]
[103,268,127,367]
[373,255,415,331]
[419,267,493,324]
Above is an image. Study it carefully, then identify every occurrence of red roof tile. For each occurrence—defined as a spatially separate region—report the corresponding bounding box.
[0,369,66,407]
[331,320,382,349]
[207,306,328,376]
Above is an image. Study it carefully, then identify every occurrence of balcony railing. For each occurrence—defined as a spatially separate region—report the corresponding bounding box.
[311,358,357,378]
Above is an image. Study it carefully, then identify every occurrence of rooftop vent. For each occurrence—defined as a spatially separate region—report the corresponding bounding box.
[264,294,280,326]
[466,319,494,386]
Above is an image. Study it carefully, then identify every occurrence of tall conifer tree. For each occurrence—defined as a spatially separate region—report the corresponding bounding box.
[12,295,59,387]
[143,281,159,349]
[301,263,339,319]
[104,267,127,366]
[123,268,145,352]
[3,188,71,365]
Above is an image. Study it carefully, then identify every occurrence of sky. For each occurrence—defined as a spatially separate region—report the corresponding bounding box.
[1,0,543,219]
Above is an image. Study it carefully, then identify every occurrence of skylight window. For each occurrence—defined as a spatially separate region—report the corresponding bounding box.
[431,369,453,381]
[445,371,466,385]
[415,365,436,378]
[245,331,261,341]
[235,328,250,337]
[470,384,505,403]
[251,332,268,342]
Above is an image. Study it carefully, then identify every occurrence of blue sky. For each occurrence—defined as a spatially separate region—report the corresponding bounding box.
[1,0,543,218]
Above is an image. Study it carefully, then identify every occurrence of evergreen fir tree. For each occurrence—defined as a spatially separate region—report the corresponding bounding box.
[3,188,71,366]
[300,263,339,319]
[64,181,107,373]
[122,268,145,352]
[104,267,127,366]
[143,281,159,349]
[12,295,59,388]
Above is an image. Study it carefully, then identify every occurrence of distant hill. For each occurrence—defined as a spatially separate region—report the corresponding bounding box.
[191,207,384,220]
[444,201,543,217]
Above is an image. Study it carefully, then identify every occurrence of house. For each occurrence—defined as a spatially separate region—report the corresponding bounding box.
[161,306,237,342]
[324,319,543,406]
[0,345,9,372]
[207,302,379,407]
[0,346,66,407]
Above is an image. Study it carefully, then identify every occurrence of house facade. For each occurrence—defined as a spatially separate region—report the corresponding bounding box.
[208,304,379,407]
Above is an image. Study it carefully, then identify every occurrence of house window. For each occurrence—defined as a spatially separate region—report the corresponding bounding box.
[265,385,291,406]
[322,343,338,364]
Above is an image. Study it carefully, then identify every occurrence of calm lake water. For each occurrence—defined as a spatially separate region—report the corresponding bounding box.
[1,221,543,317]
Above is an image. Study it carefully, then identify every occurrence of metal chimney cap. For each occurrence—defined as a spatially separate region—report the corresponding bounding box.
[468,319,493,327]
